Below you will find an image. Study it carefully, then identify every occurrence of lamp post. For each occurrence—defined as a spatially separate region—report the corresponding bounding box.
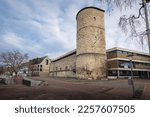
[127,54,135,98]
[146,0,150,3]
[143,0,150,53]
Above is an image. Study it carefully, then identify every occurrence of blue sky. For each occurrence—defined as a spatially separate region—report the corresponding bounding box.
[0,0,149,59]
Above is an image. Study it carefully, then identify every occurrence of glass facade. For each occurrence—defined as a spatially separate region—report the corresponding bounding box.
[107,48,150,78]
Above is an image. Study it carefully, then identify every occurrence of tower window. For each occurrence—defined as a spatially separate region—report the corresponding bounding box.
[65,66,68,70]
[93,17,96,21]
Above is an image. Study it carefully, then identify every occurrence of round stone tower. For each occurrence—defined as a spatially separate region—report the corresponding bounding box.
[76,7,106,80]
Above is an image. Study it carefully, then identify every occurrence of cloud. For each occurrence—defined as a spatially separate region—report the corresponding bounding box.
[0,0,149,60]
[0,32,44,55]
[2,32,24,49]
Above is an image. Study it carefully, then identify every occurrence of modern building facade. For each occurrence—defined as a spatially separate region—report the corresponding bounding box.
[107,47,150,79]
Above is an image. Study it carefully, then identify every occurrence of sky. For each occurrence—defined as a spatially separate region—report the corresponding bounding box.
[0,0,149,59]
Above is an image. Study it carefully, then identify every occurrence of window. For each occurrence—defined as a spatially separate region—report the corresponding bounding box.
[108,70,117,76]
[93,17,96,21]
[122,51,127,54]
[46,59,49,65]
[116,50,122,54]
[23,70,26,74]
[110,50,117,54]
[65,66,68,70]
[127,52,132,55]
[40,65,42,71]
[119,61,130,68]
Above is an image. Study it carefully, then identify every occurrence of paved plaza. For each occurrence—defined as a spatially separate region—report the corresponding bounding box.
[0,77,150,100]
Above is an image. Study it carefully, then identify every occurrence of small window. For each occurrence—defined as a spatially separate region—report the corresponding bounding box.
[110,50,117,54]
[122,51,127,54]
[46,59,49,65]
[65,66,68,70]
[117,50,123,54]
[40,68,42,71]
[40,65,42,68]
[128,52,132,55]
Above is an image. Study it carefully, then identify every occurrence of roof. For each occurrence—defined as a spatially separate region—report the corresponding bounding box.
[30,56,48,65]
[52,49,76,62]
[51,47,150,62]
[106,47,150,57]
[76,6,105,19]
[21,62,29,67]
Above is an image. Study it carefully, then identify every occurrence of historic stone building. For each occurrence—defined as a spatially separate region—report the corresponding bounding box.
[49,7,150,79]
[49,50,76,78]
[76,7,106,80]
[49,7,106,80]
[29,56,50,77]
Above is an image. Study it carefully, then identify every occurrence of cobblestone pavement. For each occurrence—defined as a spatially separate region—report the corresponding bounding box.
[0,77,149,100]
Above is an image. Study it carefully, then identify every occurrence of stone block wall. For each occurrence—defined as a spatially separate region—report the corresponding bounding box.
[49,53,76,78]
[76,7,106,80]
[39,56,50,77]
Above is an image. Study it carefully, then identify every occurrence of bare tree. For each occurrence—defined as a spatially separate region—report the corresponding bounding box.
[0,50,28,76]
[97,0,150,53]
[98,0,137,12]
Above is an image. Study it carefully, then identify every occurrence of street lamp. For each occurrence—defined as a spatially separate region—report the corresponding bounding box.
[146,0,150,3]
[127,54,135,98]
[128,55,133,79]
[143,0,150,54]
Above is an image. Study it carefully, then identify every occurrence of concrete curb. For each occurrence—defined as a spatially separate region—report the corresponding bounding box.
[23,77,43,87]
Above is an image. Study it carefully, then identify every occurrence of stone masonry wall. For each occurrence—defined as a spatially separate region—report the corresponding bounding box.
[76,7,106,80]
[39,56,50,77]
[49,53,76,78]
